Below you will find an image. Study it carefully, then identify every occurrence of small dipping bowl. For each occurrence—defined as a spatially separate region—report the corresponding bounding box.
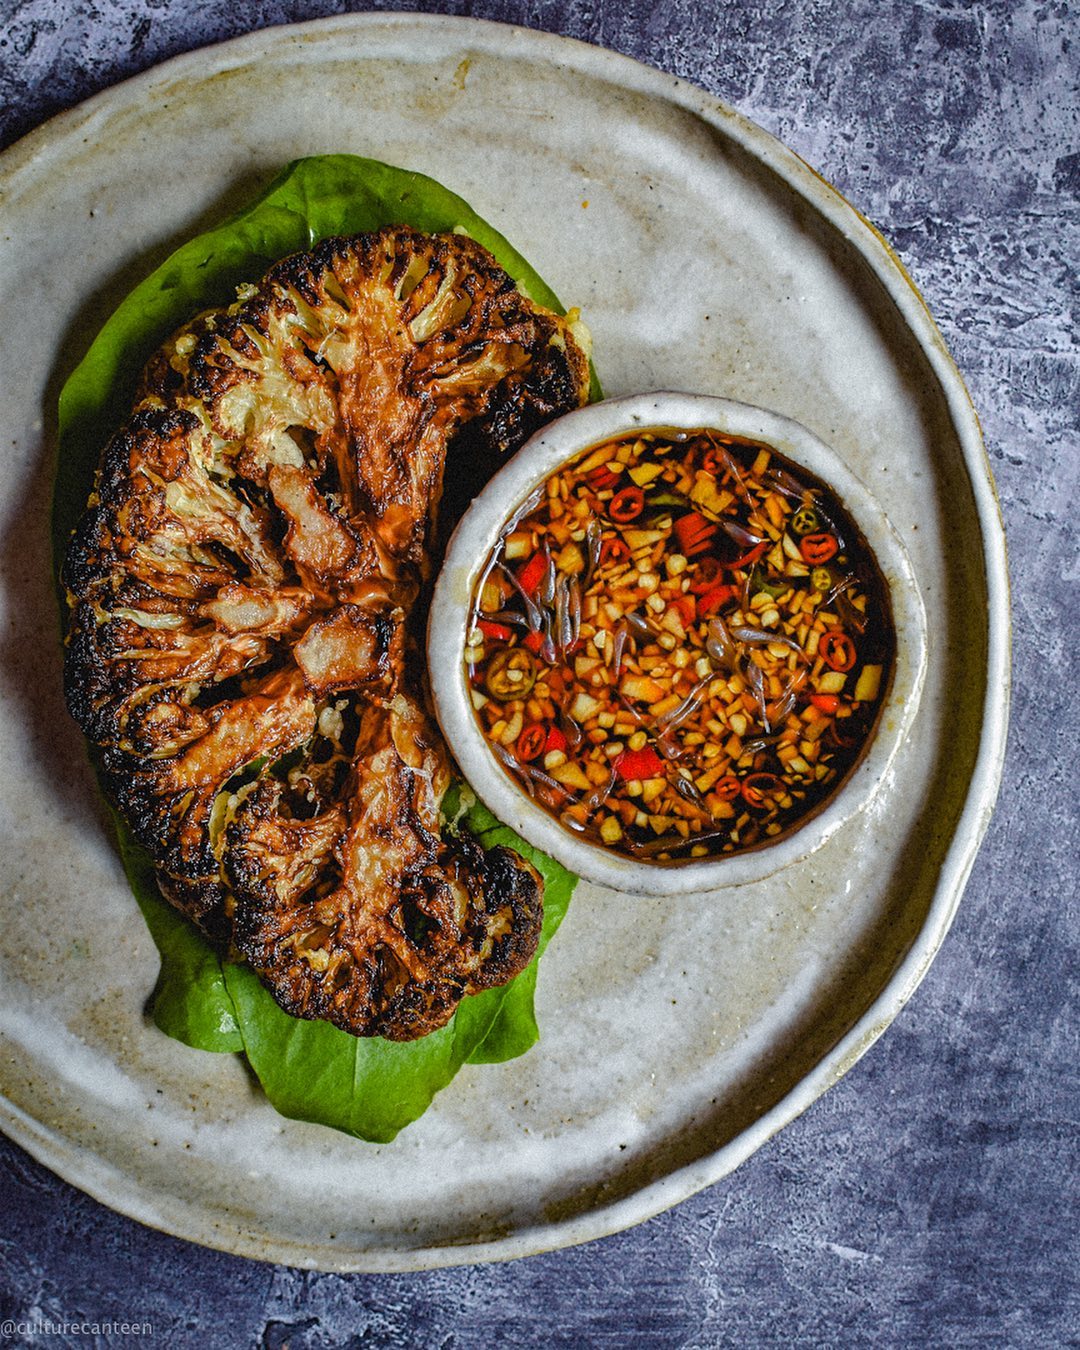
[429,393,927,894]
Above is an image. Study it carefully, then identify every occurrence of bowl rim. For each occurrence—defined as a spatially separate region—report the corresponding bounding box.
[429,391,928,893]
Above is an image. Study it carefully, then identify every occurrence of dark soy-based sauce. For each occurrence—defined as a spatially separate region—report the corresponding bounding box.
[465,429,896,863]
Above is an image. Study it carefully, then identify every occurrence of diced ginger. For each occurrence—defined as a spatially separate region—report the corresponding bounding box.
[600,815,623,844]
[623,528,666,550]
[570,691,601,720]
[689,477,733,516]
[695,763,728,792]
[480,580,503,612]
[550,761,591,791]
[620,674,665,702]
[853,664,883,702]
[628,462,664,487]
[556,541,585,575]
[578,444,616,474]
[707,797,737,820]
[765,494,786,528]
[504,531,532,560]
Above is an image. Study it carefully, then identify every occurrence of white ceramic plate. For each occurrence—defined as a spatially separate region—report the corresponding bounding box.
[0,15,1008,1271]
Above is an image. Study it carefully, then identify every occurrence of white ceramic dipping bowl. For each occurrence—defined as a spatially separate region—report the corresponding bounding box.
[429,393,928,894]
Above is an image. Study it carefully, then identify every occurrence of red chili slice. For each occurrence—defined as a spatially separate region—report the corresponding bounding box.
[608,486,645,522]
[713,775,742,802]
[701,443,732,475]
[673,512,718,557]
[819,630,857,672]
[615,747,666,781]
[544,725,568,754]
[586,464,621,491]
[478,619,512,642]
[696,585,735,618]
[516,553,547,597]
[522,630,545,655]
[688,556,724,593]
[724,540,769,571]
[799,532,839,564]
[671,594,698,627]
[516,724,547,762]
[809,692,840,714]
[600,536,631,566]
[741,773,785,809]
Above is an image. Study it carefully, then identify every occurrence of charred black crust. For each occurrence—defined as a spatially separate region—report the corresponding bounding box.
[477,344,586,456]
[157,872,233,946]
[468,845,544,989]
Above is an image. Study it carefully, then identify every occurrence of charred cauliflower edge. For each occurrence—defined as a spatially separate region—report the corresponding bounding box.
[63,225,591,1041]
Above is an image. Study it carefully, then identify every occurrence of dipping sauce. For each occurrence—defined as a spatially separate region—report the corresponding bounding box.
[464,428,895,862]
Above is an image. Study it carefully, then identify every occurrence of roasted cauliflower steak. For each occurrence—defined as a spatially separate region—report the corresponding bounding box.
[63,225,590,1040]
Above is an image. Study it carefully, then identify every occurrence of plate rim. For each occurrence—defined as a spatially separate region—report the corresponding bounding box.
[0,10,1011,1272]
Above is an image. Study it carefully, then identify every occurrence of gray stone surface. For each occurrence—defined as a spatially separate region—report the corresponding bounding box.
[0,0,1076,1345]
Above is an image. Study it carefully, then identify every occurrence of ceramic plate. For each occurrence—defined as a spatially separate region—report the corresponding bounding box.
[0,14,1008,1271]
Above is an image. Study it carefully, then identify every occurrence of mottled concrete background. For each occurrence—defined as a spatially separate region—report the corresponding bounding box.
[1,1,1076,1345]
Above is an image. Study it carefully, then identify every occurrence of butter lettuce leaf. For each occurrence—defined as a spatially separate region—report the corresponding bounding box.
[54,155,584,1140]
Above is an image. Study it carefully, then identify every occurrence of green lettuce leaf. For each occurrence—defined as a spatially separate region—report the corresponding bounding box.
[54,155,585,1140]
[113,809,242,1053]
[220,796,576,1142]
